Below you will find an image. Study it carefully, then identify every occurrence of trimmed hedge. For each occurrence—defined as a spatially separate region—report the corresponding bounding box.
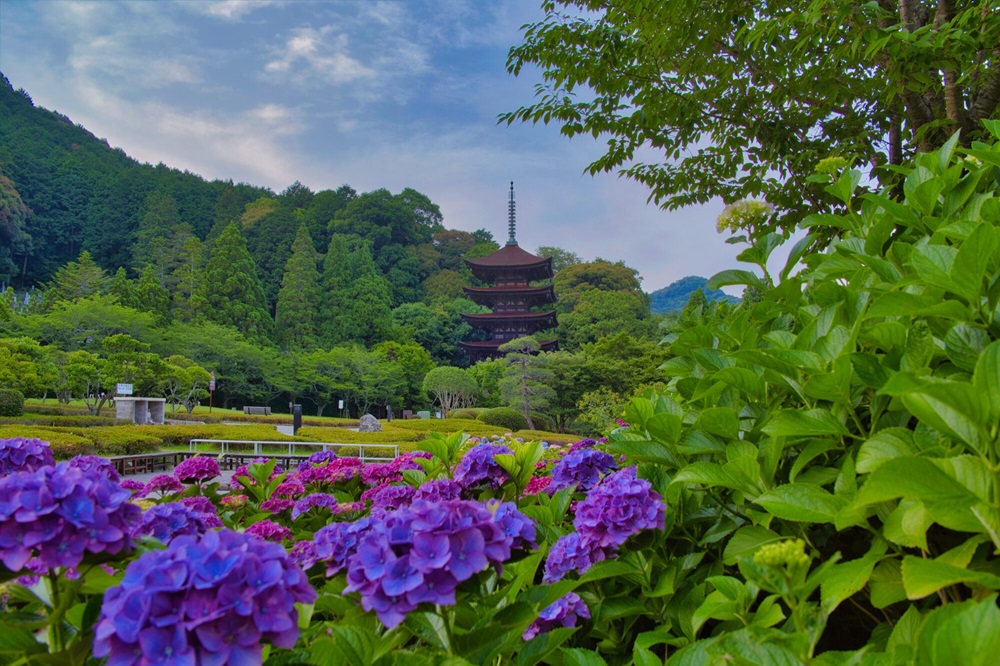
[0,389,25,417]
[509,429,580,446]
[478,407,528,431]
[0,414,127,427]
[295,426,423,444]
[0,426,96,458]
[391,418,506,436]
[448,408,487,419]
[65,427,163,456]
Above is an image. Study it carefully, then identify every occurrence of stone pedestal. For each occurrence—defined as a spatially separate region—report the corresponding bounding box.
[115,397,166,425]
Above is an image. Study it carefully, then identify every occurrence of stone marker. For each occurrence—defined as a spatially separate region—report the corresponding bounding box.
[358,414,382,432]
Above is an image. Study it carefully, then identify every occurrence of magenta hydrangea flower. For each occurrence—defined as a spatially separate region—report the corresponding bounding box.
[68,455,121,482]
[93,529,316,666]
[523,592,590,640]
[549,448,617,492]
[340,499,535,628]
[453,443,513,488]
[221,494,248,508]
[0,437,55,475]
[119,479,146,495]
[0,462,140,572]
[272,479,305,498]
[133,502,216,542]
[544,467,665,582]
[174,456,221,484]
[524,476,552,496]
[359,451,431,486]
[293,457,363,488]
[141,474,183,498]
[261,498,295,515]
[245,520,292,542]
[291,494,365,520]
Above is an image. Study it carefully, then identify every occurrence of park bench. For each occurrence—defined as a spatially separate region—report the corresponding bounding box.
[243,406,271,415]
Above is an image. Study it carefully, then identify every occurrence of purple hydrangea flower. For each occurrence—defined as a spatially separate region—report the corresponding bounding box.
[174,456,221,484]
[362,484,417,513]
[93,529,316,665]
[141,474,183,498]
[453,443,513,488]
[523,592,590,641]
[0,437,55,475]
[413,479,463,503]
[0,462,140,571]
[566,438,597,454]
[338,499,534,628]
[311,518,374,576]
[291,493,337,520]
[574,467,665,549]
[181,496,223,529]
[297,449,338,472]
[543,467,665,582]
[549,448,617,492]
[133,502,215,542]
[67,455,121,482]
[245,520,292,543]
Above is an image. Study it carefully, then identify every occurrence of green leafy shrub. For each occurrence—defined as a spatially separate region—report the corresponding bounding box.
[0,388,25,417]
[478,407,529,431]
[596,130,1000,662]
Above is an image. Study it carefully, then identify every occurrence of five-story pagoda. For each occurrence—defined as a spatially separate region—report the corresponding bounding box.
[460,183,558,361]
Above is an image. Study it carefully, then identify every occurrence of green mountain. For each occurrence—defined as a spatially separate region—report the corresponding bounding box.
[648,276,739,314]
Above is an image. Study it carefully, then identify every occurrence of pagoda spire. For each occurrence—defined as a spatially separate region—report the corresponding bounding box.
[506,181,517,246]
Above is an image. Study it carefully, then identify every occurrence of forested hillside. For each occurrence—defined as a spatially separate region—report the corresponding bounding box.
[0,73,665,426]
[648,275,738,314]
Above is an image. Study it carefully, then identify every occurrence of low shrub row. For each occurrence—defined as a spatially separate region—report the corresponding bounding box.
[294,425,423,444]
[0,414,127,427]
[390,418,507,436]
[0,425,96,458]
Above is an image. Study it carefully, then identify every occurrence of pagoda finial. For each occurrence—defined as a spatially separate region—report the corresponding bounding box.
[506,181,517,246]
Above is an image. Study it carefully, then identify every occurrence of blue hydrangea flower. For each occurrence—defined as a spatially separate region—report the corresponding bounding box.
[0,461,140,572]
[0,437,55,475]
[543,467,665,582]
[326,499,534,628]
[453,443,512,488]
[549,447,617,492]
[133,502,216,542]
[93,529,316,666]
[523,592,590,640]
[68,455,121,481]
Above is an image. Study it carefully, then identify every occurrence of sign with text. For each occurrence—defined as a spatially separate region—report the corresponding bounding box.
[116,383,133,395]
[209,380,216,391]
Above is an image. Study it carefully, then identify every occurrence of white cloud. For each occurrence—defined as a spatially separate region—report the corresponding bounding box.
[265,27,375,84]
[72,78,304,187]
[188,0,284,20]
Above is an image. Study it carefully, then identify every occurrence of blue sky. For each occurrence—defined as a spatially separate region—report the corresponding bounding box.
[0,0,750,292]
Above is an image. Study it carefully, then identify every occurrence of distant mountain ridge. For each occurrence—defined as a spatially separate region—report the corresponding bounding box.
[648,275,739,314]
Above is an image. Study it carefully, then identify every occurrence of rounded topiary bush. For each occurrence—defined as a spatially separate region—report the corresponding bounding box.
[530,412,553,431]
[0,389,25,417]
[450,408,486,419]
[478,407,528,431]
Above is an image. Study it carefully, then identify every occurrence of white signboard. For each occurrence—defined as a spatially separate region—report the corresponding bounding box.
[117,383,134,395]
[338,400,344,409]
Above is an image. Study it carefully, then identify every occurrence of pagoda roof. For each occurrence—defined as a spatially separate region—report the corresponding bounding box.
[462,311,557,323]
[460,338,559,358]
[464,244,552,271]
[463,285,555,302]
